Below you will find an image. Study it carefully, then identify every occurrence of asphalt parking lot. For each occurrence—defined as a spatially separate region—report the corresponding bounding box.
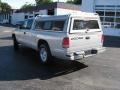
[0,25,120,90]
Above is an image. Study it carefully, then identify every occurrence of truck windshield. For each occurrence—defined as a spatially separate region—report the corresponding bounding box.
[73,20,99,30]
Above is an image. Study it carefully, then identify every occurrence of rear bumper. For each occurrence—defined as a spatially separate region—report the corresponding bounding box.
[97,47,106,53]
[65,47,106,60]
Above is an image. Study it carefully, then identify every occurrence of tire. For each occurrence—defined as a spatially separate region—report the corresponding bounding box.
[13,36,19,51]
[38,43,52,64]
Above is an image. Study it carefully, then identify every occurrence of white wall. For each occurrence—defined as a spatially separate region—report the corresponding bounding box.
[95,0,120,36]
[81,0,120,12]
[56,8,81,15]
[11,13,25,25]
[103,28,120,36]
[95,0,120,5]
[11,10,48,25]
[39,10,47,15]
[80,0,95,12]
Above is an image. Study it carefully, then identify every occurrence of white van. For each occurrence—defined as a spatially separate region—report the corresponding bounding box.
[12,12,105,64]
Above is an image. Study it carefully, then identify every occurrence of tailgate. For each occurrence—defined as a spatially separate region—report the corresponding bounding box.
[69,32,103,52]
[68,17,103,52]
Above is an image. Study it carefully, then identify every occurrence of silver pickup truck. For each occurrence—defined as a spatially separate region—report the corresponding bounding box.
[12,13,105,64]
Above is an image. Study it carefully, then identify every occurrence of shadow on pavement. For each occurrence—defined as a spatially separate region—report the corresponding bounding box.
[0,45,88,81]
[0,36,12,40]
[0,24,16,28]
[104,36,120,48]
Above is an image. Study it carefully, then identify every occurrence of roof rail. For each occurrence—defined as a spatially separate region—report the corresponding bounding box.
[36,15,50,17]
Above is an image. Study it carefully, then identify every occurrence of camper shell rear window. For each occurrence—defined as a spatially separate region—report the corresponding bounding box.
[73,20,99,30]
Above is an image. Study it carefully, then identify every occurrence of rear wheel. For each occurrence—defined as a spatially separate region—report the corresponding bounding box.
[13,36,19,51]
[38,44,52,64]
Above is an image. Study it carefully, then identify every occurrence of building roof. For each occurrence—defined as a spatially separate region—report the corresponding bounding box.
[15,2,80,13]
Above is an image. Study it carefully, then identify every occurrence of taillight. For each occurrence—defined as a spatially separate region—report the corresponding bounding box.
[62,37,69,48]
[101,34,104,45]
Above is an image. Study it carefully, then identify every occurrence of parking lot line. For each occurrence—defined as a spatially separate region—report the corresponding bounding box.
[3,30,12,33]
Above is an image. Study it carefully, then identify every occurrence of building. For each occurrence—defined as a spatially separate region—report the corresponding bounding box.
[1,1,119,36]
[0,9,18,24]
[0,12,11,24]
[81,0,120,36]
[11,2,80,25]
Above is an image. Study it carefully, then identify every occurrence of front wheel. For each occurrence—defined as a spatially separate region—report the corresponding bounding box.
[38,44,52,64]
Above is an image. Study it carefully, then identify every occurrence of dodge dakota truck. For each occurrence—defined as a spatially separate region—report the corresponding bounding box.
[12,12,105,64]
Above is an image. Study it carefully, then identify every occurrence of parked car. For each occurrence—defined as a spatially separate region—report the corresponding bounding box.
[12,12,105,64]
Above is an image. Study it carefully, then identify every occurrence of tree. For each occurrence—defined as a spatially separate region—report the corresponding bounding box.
[35,0,52,6]
[74,0,82,5]
[21,3,35,9]
[0,2,11,13]
[67,0,74,4]
[67,0,82,5]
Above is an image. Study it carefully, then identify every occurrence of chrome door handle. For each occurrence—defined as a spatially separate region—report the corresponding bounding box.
[24,32,26,34]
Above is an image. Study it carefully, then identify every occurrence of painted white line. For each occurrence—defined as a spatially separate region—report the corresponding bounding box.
[3,30,12,33]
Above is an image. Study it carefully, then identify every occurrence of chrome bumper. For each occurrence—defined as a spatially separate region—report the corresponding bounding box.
[66,47,106,60]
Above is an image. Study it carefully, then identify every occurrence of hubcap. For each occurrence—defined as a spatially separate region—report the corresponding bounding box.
[40,47,47,62]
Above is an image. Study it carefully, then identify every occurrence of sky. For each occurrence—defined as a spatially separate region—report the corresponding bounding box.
[1,0,67,9]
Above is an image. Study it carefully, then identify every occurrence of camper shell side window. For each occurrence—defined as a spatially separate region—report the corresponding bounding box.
[35,20,65,32]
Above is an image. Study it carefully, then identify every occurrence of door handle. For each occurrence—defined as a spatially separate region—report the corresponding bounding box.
[86,36,90,39]
[24,32,26,34]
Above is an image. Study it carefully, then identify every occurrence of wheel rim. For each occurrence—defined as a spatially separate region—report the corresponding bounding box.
[40,47,47,62]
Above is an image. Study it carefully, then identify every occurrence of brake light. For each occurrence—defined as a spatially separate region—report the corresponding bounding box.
[62,37,69,48]
[101,34,104,45]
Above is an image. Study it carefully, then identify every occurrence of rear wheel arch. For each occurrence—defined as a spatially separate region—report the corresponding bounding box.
[37,39,52,64]
[37,39,51,53]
